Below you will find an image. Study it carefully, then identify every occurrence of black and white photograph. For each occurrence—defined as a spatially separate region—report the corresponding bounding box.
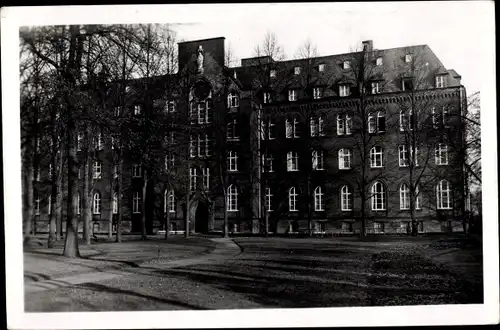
[2,2,498,329]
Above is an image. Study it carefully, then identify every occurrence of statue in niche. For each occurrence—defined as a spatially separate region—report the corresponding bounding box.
[197,45,204,74]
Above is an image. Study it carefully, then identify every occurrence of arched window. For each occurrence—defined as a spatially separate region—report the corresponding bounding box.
[133,191,141,214]
[93,192,101,214]
[338,148,352,169]
[437,180,451,209]
[377,111,386,132]
[112,192,118,214]
[368,113,376,133]
[400,110,414,131]
[435,143,449,165]
[164,189,175,213]
[415,185,421,210]
[371,181,386,211]
[227,184,238,211]
[289,187,298,211]
[227,92,240,108]
[314,186,324,211]
[312,150,324,170]
[287,151,299,171]
[400,183,410,210]
[337,114,352,135]
[370,146,384,168]
[341,185,352,211]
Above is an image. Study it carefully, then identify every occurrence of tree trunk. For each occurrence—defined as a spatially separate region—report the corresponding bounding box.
[185,194,190,238]
[83,144,92,245]
[22,149,34,245]
[48,183,57,248]
[108,175,114,239]
[307,178,313,237]
[164,202,170,240]
[116,159,123,243]
[140,171,147,240]
[56,144,64,240]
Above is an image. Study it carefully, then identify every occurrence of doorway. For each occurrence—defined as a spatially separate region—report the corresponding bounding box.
[195,201,209,233]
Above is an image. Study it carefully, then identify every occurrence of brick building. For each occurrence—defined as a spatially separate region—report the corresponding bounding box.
[28,36,467,236]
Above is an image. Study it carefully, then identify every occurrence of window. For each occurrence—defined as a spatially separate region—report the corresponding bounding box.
[371,181,386,210]
[343,60,350,69]
[77,193,81,215]
[36,138,40,153]
[286,118,300,138]
[294,66,301,75]
[318,64,326,72]
[228,151,238,171]
[227,92,240,108]
[288,89,298,102]
[94,132,103,150]
[341,222,352,233]
[289,187,298,211]
[435,75,446,88]
[370,146,383,168]
[337,114,352,135]
[376,57,383,66]
[318,116,325,136]
[93,192,101,214]
[114,106,121,117]
[270,69,276,78]
[405,54,412,63]
[134,105,142,115]
[35,167,40,181]
[112,193,118,214]
[34,192,40,215]
[400,110,414,131]
[198,101,207,123]
[93,161,102,179]
[132,163,141,177]
[314,186,325,211]
[338,148,352,169]
[77,132,83,151]
[374,222,384,233]
[78,166,82,179]
[48,164,53,179]
[111,135,118,150]
[190,135,196,158]
[189,167,197,191]
[191,100,212,124]
[113,165,118,179]
[47,195,52,215]
[437,180,452,209]
[432,107,439,128]
[202,168,210,190]
[287,151,299,171]
[165,153,175,171]
[313,87,322,99]
[435,144,448,165]
[165,190,175,213]
[442,106,450,127]
[165,100,176,113]
[227,119,239,141]
[227,184,238,211]
[201,134,211,157]
[415,185,421,209]
[339,85,350,97]
[262,152,274,172]
[341,185,352,211]
[402,78,414,91]
[265,187,273,212]
[312,150,324,170]
[310,116,325,137]
[377,111,386,132]
[263,92,271,104]
[132,192,141,214]
[399,145,409,167]
[400,183,410,210]
[268,119,276,139]
[368,113,376,133]
[371,82,380,94]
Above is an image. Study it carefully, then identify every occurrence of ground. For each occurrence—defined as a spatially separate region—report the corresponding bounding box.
[23,234,483,311]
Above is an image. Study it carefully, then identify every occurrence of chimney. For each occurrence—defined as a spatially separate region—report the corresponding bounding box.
[362,40,373,52]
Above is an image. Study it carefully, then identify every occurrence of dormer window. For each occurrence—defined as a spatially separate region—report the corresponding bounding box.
[318,64,326,72]
[270,70,276,78]
[165,100,176,113]
[376,57,383,66]
[435,75,446,88]
[313,87,322,99]
[343,61,351,70]
[402,78,414,91]
[227,92,240,108]
[288,89,298,102]
[371,82,381,94]
[339,84,350,97]
[294,66,301,75]
[405,54,412,63]
[134,105,142,115]
[263,92,271,104]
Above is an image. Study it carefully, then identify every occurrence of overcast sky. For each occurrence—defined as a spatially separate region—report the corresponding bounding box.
[169,1,492,95]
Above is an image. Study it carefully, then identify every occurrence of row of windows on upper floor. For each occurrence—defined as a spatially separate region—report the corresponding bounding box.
[31,178,453,216]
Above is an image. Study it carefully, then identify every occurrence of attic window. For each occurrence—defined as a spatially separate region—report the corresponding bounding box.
[270,70,276,78]
[405,54,412,63]
[318,64,326,72]
[233,71,237,79]
[294,67,301,75]
[376,57,383,66]
[343,61,351,70]
[435,75,446,88]
[402,78,414,91]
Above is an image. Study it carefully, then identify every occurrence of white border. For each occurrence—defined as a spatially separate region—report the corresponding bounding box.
[2,3,498,329]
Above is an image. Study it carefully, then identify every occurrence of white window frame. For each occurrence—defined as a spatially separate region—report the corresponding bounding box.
[202,168,210,190]
[93,192,101,214]
[263,152,274,172]
[371,182,386,211]
[265,187,273,212]
[435,75,445,88]
[227,184,238,211]
[337,115,345,135]
[312,150,324,171]
[343,61,350,69]
[113,165,118,179]
[314,186,324,211]
[368,113,376,133]
[228,151,238,172]
[313,87,321,99]
[374,222,384,233]
[318,64,326,72]
[48,163,53,179]
[263,92,271,104]
[289,187,298,212]
[370,146,384,168]
[95,132,103,150]
[399,145,409,167]
[227,119,239,141]
[112,192,118,214]
[339,85,349,97]
[294,66,301,75]
[134,104,142,115]
[114,106,121,117]
[93,161,102,179]
[165,100,176,113]
[339,148,351,169]
[341,185,352,211]
[415,185,421,210]
[310,118,318,137]
[164,190,175,213]
[376,57,383,66]
[435,144,449,165]
[318,116,325,136]
[132,192,141,214]
[132,163,141,178]
[77,132,83,151]
[189,168,197,191]
[288,89,297,102]
[287,151,299,172]
[227,92,240,108]
[371,82,380,94]
[400,183,410,210]
[405,54,412,63]
[270,69,276,78]
[437,180,452,209]
[442,106,450,127]
[268,119,275,139]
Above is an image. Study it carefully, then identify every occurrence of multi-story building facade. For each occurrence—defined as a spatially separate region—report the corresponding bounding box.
[27,37,467,236]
